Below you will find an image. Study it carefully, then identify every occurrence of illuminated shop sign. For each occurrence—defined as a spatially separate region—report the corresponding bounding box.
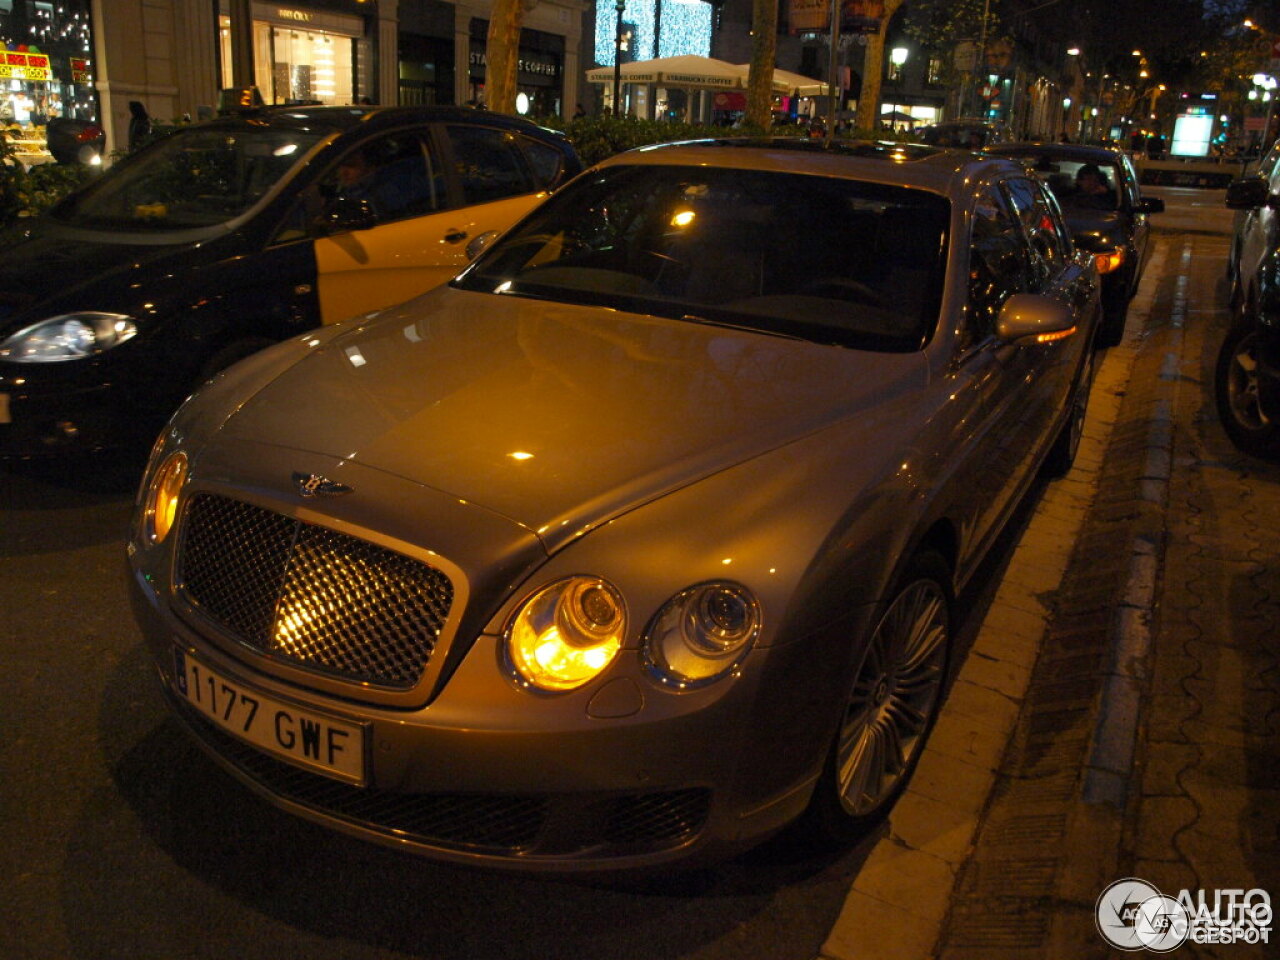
[0,51,52,81]
[469,51,560,79]
[277,8,314,21]
[70,58,91,84]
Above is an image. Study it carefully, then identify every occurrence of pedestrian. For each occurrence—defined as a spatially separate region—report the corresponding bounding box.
[127,100,151,152]
[573,103,586,120]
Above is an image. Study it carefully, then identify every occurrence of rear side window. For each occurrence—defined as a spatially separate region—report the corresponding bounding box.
[522,138,568,189]
[446,125,536,204]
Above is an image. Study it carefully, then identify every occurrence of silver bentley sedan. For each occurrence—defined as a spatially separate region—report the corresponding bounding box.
[127,138,1100,871]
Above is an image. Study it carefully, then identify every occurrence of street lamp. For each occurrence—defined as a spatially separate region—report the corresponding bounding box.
[1253,72,1277,152]
[890,46,909,82]
[612,0,626,116]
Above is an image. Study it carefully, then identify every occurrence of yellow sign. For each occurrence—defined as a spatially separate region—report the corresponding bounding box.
[0,51,52,81]
[0,63,52,81]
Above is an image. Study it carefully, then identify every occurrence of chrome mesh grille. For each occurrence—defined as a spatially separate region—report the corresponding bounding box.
[177,493,453,688]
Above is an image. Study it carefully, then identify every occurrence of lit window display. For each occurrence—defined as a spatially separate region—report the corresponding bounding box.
[594,0,711,67]
[1,0,97,165]
[219,13,361,106]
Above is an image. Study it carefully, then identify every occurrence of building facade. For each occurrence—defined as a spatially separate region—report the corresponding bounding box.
[4,0,590,161]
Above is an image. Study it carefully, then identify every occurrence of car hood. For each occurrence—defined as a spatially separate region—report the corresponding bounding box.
[0,219,195,332]
[1062,209,1128,246]
[217,287,929,554]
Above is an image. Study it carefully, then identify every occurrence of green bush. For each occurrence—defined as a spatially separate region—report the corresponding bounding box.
[0,134,94,227]
[537,114,778,166]
[536,114,913,167]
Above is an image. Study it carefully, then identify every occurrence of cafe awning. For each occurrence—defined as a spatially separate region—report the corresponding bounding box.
[737,65,829,97]
[587,57,828,96]
[585,55,747,90]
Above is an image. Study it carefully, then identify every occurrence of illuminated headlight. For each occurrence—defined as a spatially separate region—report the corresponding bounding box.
[0,312,137,362]
[505,577,626,691]
[143,452,188,544]
[643,583,761,689]
[1093,247,1125,274]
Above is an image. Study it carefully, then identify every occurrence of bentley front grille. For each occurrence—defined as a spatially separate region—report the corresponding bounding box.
[176,493,453,689]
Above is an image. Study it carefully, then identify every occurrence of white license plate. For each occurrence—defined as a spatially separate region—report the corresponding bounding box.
[173,648,367,785]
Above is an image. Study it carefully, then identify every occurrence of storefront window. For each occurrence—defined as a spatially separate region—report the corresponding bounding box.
[468,20,563,117]
[1,0,97,165]
[219,9,365,107]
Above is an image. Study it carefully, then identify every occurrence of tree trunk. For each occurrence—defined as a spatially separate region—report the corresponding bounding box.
[485,0,535,115]
[746,0,778,129]
[855,0,904,134]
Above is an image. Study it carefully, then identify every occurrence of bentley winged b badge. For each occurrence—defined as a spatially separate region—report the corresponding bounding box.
[292,472,354,498]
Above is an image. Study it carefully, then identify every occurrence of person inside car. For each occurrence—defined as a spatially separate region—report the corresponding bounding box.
[1073,163,1117,210]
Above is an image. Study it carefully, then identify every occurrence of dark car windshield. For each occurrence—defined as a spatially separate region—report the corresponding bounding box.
[455,163,949,352]
[50,124,325,231]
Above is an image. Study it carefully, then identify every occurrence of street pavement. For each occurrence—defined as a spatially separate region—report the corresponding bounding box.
[819,202,1278,959]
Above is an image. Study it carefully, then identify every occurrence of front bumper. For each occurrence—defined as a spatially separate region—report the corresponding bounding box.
[0,363,169,458]
[129,559,848,872]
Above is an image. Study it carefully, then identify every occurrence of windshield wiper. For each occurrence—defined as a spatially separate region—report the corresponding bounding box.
[680,314,805,341]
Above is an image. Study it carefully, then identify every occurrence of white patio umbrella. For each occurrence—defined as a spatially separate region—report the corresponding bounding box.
[585,55,748,90]
[728,64,828,97]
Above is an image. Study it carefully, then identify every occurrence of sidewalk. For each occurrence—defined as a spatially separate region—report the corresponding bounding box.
[935,232,1279,959]
[819,228,1280,959]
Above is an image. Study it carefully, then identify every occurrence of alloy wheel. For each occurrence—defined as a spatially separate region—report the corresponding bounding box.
[835,576,949,817]
[1224,329,1269,431]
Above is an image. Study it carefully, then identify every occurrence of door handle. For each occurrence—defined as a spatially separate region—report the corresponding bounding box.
[444,229,468,244]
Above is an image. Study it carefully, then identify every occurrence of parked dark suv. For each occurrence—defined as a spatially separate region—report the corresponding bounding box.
[0,104,580,458]
[1219,141,1280,459]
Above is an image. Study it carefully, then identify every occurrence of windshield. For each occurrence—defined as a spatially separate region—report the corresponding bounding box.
[51,124,325,230]
[455,164,949,352]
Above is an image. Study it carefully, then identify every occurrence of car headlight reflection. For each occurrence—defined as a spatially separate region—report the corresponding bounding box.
[644,582,761,689]
[0,312,137,362]
[144,451,188,544]
[506,577,626,691]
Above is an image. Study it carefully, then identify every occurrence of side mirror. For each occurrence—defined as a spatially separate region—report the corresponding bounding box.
[465,230,500,260]
[315,196,377,235]
[996,293,1078,345]
[1136,196,1164,214]
[1226,177,1270,210]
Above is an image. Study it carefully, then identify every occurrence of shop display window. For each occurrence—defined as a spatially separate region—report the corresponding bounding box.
[220,16,356,106]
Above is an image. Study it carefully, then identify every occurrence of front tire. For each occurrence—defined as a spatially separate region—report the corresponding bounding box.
[1215,317,1280,461]
[1042,344,1095,478]
[806,551,952,840]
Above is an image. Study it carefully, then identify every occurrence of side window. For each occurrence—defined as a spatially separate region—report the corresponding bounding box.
[446,125,536,205]
[1003,177,1068,287]
[325,132,442,223]
[520,137,568,190]
[967,187,1029,347]
[272,131,442,243]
